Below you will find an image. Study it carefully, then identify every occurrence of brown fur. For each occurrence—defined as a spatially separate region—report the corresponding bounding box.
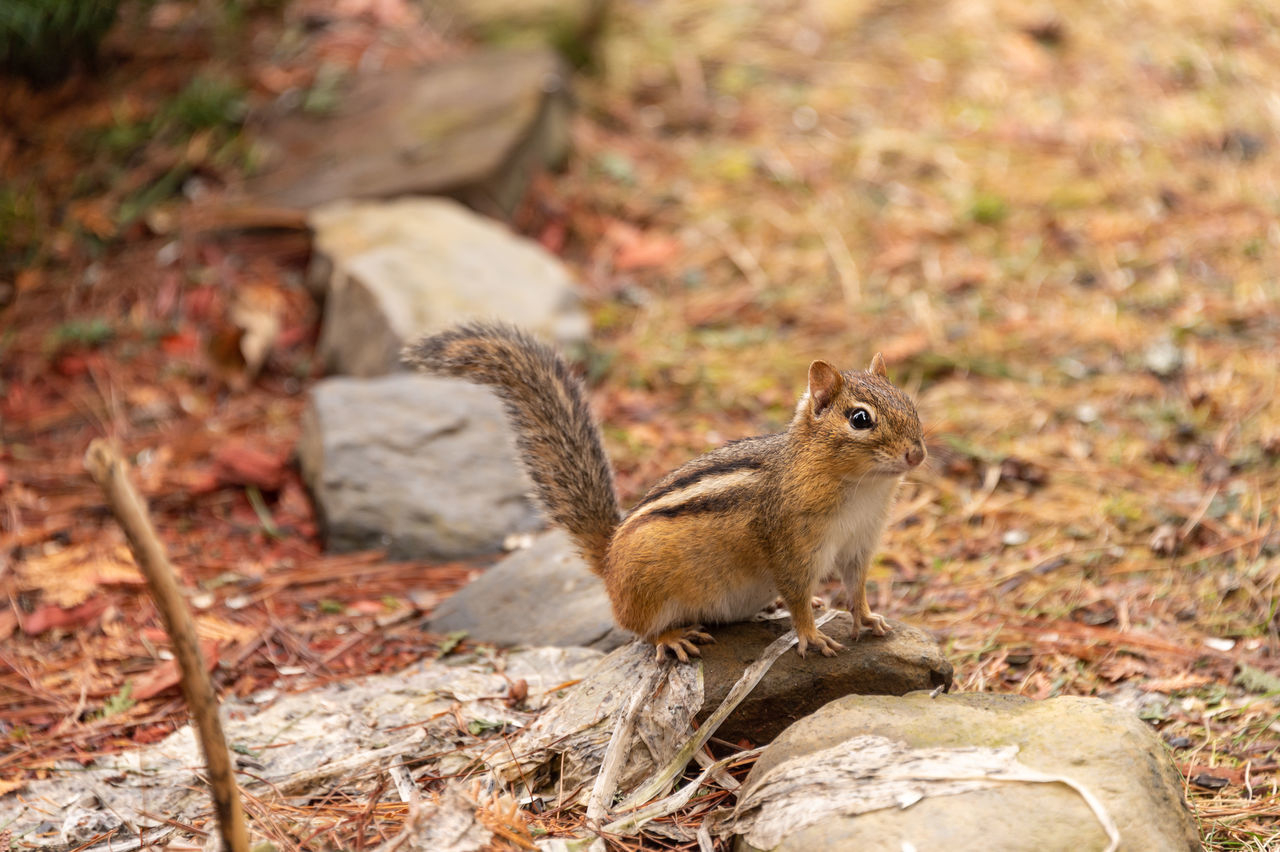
[403,323,620,572]
[405,326,926,659]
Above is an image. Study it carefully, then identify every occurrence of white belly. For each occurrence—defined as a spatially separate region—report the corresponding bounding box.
[813,476,898,581]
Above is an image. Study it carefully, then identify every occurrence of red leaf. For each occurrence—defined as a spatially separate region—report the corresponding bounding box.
[213,441,289,491]
[20,597,109,634]
[132,723,175,745]
[614,232,681,271]
[133,639,220,700]
[538,219,567,254]
[160,327,200,356]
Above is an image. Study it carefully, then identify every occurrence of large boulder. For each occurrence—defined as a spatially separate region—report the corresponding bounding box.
[243,47,572,216]
[735,692,1200,851]
[309,197,589,376]
[299,374,543,559]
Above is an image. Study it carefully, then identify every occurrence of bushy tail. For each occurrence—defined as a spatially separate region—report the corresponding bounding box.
[403,323,620,574]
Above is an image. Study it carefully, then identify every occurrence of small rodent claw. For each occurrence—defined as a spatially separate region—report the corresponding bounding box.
[797,630,843,658]
[851,611,891,640]
[810,596,826,610]
[867,612,891,636]
[654,627,714,662]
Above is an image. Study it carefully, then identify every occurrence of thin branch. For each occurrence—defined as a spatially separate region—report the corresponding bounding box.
[84,439,249,852]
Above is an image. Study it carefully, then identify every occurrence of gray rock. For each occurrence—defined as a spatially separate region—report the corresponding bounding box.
[698,613,953,745]
[309,196,589,376]
[298,374,543,559]
[738,692,1200,852]
[428,528,631,651]
[244,48,572,216]
[432,549,951,743]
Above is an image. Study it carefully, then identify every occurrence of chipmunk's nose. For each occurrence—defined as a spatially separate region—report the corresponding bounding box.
[905,441,926,468]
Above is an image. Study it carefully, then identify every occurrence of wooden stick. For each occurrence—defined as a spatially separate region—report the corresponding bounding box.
[617,610,839,811]
[84,439,250,852]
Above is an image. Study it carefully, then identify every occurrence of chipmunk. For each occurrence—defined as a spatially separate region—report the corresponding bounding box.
[404,323,926,661]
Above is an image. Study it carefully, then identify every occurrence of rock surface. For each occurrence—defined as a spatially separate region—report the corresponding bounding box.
[0,647,601,847]
[737,692,1200,852]
[433,540,952,744]
[699,613,952,745]
[244,48,572,215]
[428,528,632,651]
[309,196,589,376]
[298,374,543,559]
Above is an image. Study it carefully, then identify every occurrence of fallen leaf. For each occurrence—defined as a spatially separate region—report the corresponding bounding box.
[20,597,109,634]
[231,282,284,378]
[606,220,682,271]
[160,326,200,356]
[1180,764,1242,789]
[16,544,142,607]
[349,599,386,615]
[213,441,289,491]
[0,777,27,796]
[1140,673,1213,693]
[133,639,220,700]
[1097,657,1147,683]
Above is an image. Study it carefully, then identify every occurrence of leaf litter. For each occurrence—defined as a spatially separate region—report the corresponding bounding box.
[3,0,1280,848]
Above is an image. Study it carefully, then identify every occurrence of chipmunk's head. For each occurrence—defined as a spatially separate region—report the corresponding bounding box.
[797,353,926,477]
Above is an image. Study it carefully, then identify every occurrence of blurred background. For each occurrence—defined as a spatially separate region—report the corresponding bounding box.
[2,0,1278,846]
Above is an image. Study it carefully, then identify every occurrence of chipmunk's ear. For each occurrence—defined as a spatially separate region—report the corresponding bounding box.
[807,360,844,416]
[869,352,887,377]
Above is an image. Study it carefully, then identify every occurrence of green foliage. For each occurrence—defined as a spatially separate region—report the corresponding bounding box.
[0,0,121,87]
[96,680,134,719]
[968,192,1010,226]
[46,317,114,351]
[165,75,247,133]
[0,185,39,269]
[437,630,468,655]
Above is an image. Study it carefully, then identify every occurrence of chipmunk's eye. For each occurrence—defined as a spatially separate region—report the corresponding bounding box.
[848,408,874,430]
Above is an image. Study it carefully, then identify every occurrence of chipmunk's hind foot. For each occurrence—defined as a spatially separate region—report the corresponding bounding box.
[653,626,716,663]
[851,610,891,640]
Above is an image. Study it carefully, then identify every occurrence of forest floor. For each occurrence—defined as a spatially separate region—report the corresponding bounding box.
[2,0,1280,848]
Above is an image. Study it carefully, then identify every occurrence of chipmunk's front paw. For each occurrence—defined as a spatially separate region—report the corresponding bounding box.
[653,626,716,663]
[796,629,843,658]
[851,611,891,640]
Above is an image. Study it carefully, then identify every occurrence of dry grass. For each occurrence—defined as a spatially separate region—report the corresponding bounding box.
[530,0,1280,846]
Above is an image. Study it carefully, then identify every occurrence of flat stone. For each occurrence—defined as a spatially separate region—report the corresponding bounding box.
[699,614,953,745]
[428,528,631,651]
[309,196,589,376]
[243,48,572,216]
[0,647,601,846]
[298,374,543,559]
[737,692,1200,851]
